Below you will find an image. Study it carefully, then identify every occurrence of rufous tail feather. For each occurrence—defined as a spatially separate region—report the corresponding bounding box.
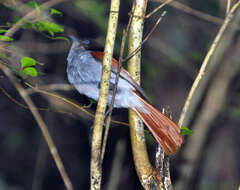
[133,92,183,155]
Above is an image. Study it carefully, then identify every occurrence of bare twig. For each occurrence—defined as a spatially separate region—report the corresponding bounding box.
[159,0,223,25]
[90,0,120,189]
[100,1,135,163]
[145,0,172,18]
[0,84,74,115]
[226,0,232,16]
[176,35,240,190]
[0,64,73,190]
[123,11,167,63]
[25,82,129,127]
[178,1,240,127]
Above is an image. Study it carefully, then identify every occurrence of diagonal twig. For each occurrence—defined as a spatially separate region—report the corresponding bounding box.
[123,11,167,64]
[178,1,240,127]
[0,64,73,190]
[145,0,172,19]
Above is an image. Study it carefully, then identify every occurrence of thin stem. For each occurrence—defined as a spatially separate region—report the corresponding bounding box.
[178,1,240,127]
[90,0,120,189]
[145,0,172,18]
[0,64,73,190]
[123,11,167,64]
[226,0,231,16]
[100,1,135,162]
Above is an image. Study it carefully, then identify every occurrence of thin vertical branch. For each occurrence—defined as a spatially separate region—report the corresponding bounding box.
[128,0,163,189]
[90,0,120,189]
[145,0,172,18]
[100,2,135,162]
[226,0,231,15]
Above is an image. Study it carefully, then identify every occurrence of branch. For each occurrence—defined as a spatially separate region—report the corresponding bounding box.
[178,1,240,127]
[128,0,164,189]
[145,0,172,19]
[1,0,73,189]
[0,64,73,190]
[90,0,120,189]
[160,0,223,25]
[176,3,240,188]
[123,11,166,64]
[25,82,129,127]
[100,1,135,163]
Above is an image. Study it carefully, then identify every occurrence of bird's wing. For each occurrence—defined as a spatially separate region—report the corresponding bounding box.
[91,51,151,103]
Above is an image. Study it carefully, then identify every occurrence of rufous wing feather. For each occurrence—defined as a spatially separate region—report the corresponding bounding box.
[132,92,183,155]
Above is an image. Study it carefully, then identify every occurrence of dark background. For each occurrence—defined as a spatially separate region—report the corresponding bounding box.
[0,0,240,189]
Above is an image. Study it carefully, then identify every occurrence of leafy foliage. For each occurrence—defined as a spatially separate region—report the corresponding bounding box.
[34,21,64,36]
[0,29,8,34]
[51,8,63,16]
[181,127,193,135]
[0,35,13,41]
[22,67,38,77]
[21,57,37,68]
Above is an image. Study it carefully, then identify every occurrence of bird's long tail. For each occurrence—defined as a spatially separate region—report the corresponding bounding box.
[133,92,183,155]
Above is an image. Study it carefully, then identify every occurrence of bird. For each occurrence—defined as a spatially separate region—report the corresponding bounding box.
[66,36,183,155]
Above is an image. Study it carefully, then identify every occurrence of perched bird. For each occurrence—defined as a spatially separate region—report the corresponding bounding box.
[67,36,183,155]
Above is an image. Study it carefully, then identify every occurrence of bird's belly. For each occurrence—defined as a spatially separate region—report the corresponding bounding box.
[75,83,100,102]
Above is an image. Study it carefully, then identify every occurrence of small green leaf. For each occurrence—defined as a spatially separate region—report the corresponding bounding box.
[21,57,36,68]
[181,127,193,135]
[23,67,38,77]
[50,8,63,16]
[34,21,64,36]
[0,35,13,41]
[0,29,7,34]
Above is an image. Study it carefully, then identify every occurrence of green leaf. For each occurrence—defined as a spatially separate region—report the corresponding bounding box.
[34,21,64,36]
[0,35,13,42]
[181,127,193,135]
[21,57,36,68]
[25,1,41,8]
[23,67,38,77]
[0,30,7,34]
[50,8,63,16]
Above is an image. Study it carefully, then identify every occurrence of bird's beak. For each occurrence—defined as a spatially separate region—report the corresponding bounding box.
[69,35,79,43]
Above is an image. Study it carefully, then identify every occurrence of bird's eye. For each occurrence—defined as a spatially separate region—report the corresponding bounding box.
[83,40,90,45]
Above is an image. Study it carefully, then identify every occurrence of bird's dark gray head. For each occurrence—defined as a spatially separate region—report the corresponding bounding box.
[67,36,91,62]
[69,35,104,51]
[69,35,88,51]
